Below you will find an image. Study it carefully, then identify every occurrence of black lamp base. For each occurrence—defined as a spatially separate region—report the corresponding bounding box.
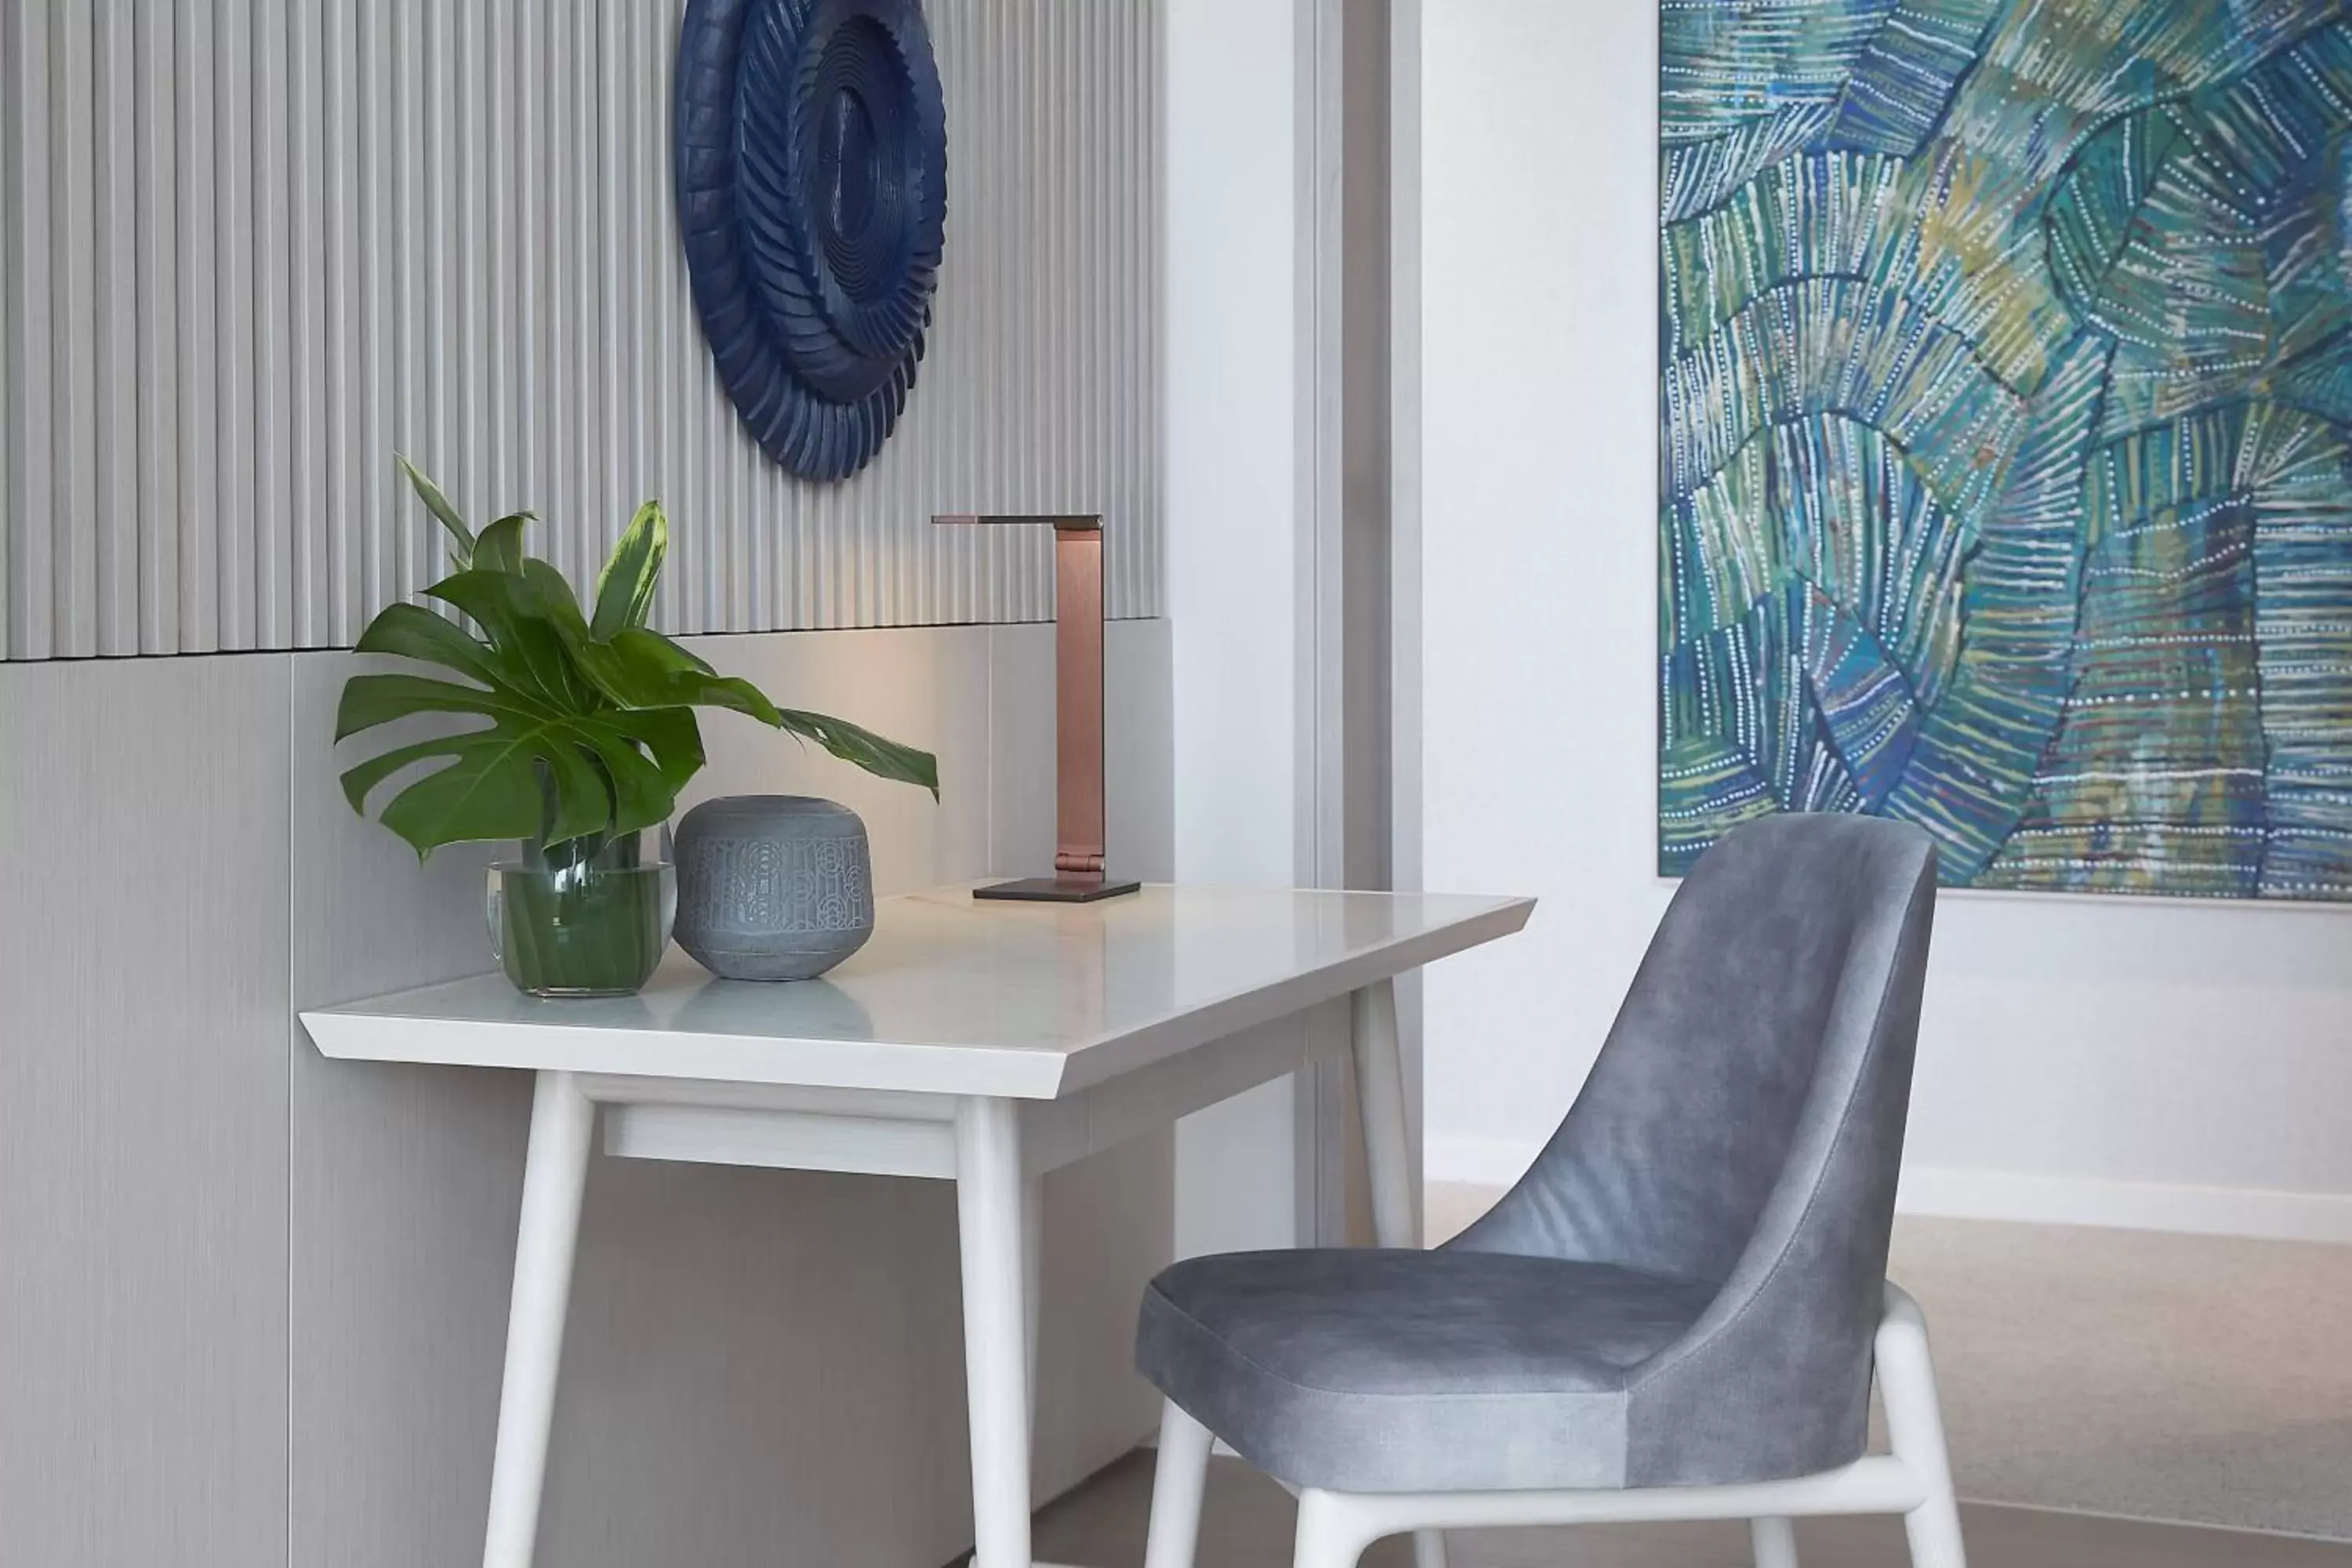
[973,876,1143,904]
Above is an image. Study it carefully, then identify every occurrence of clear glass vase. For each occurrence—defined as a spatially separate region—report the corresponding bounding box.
[487,827,677,998]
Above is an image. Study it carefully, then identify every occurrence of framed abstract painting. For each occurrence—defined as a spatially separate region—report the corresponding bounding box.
[1657,0,2352,900]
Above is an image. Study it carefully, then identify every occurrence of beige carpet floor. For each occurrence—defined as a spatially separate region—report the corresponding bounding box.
[1885,1215,2352,1539]
[1427,1188,2352,1541]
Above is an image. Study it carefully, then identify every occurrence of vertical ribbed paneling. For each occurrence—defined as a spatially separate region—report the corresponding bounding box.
[0,0,1163,660]
[7,2,56,661]
[49,4,96,659]
[215,0,255,646]
[287,0,324,647]
[93,3,141,655]
[176,0,219,651]
[2,5,29,659]
[134,0,182,652]
[320,0,356,644]
[1,6,12,660]
[253,0,292,648]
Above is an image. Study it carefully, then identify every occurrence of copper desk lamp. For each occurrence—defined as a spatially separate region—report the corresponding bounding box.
[933,513,1141,903]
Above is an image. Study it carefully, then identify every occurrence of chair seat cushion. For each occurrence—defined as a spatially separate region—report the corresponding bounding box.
[1135,1248,1715,1493]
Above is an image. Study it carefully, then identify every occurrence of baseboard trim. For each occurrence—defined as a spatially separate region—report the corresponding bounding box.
[1894,1166,2352,1245]
[1426,1137,2352,1244]
[1423,1134,1539,1190]
[1958,1497,2352,1547]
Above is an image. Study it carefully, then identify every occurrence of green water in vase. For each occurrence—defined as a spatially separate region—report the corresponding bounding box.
[488,832,677,997]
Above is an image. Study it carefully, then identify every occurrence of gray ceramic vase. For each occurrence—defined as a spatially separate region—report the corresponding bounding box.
[673,795,876,981]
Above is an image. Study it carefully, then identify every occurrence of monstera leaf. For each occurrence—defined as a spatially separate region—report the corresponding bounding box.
[334,673,694,850]
[339,459,939,859]
[592,499,666,639]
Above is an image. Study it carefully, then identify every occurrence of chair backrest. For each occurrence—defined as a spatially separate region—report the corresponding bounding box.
[1450,811,1936,1482]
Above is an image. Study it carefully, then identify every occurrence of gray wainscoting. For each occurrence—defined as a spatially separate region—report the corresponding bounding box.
[0,655,292,1566]
[2,619,1174,1568]
[0,0,1163,659]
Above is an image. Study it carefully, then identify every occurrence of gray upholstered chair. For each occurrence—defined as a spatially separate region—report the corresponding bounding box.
[1133,813,1963,1568]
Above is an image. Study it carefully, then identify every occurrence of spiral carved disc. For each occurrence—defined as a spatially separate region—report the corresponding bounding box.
[676,0,947,481]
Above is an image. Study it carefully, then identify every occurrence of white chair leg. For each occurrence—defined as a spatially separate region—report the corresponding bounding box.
[1294,1489,1369,1568]
[1143,1399,1215,1568]
[1880,1285,1967,1568]
[1410,1526,1450,1568]
[1751,1515,1799,1568]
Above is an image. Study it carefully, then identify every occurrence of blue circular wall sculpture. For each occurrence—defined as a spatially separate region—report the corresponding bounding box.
[676,0,947,481]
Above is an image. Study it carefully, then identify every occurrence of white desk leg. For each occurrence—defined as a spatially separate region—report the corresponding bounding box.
[956,1098,1034,1568]
[1027,1175,1091,1568]
[1024,1172,1044,1447]
[1350,980,1448,1568]
[483,1070,593,1568]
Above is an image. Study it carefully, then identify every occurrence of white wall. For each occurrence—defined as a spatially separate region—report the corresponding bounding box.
[1164,0,1307,1257]
[1414,0,2352,1243]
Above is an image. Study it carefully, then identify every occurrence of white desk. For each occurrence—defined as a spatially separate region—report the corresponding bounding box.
[302,883,1533,1568]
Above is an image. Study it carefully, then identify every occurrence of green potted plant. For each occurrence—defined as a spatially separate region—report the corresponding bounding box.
[337,457,938,996]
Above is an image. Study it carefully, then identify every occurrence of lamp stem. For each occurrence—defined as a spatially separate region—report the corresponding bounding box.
[1054,524,1107,879]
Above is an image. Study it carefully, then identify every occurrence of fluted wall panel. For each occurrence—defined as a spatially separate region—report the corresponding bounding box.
[0,0,1163,660]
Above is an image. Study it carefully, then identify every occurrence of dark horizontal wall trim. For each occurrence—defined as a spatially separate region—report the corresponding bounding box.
[0,612,1171,666]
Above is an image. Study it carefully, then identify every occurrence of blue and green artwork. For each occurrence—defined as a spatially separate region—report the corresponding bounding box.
[1660,0,2352,899]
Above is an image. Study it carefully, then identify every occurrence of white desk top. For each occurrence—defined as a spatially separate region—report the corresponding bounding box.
[301,884,1533,1099]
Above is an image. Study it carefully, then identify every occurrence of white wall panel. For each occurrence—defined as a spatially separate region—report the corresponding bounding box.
[0,0,1164,659]
[1166,0,1310,1261]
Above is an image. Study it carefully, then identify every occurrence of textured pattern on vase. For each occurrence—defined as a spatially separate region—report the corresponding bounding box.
[684,834,875,935]
[1657,0,2352,900]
